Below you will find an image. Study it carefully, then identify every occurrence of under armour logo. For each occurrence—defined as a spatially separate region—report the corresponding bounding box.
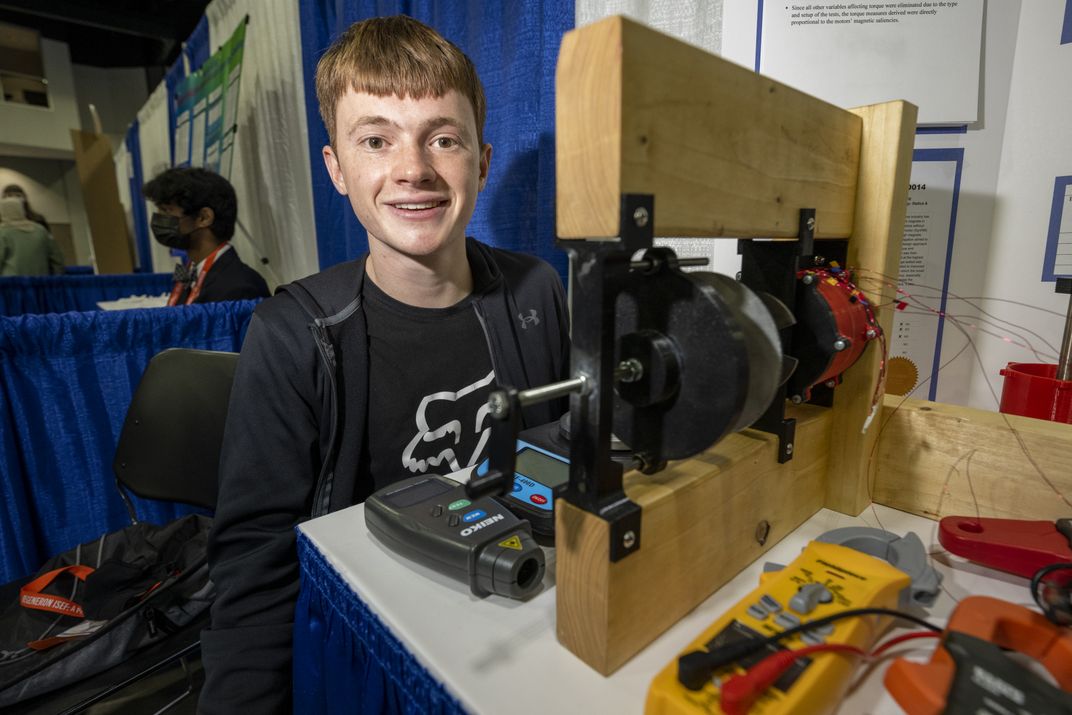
[519,309,539,329]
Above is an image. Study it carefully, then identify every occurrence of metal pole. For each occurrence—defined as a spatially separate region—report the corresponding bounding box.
[515,376,588,407]
[1058,290,1072,382]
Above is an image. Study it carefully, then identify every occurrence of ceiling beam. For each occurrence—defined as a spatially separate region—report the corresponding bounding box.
[0,1,183,40]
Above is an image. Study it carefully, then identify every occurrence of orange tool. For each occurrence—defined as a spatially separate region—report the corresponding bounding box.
[885,595,1072,715]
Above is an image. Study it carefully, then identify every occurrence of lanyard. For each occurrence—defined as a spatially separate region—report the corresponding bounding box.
[167,242,229,307]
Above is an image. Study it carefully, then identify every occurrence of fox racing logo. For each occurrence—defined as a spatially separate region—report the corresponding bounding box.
[402,370,496,474]
[519,309,539,329]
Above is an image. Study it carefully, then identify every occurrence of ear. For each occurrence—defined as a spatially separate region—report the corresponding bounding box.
[478,143,492,191]
[322,145,349,196]
[197,206,215,229]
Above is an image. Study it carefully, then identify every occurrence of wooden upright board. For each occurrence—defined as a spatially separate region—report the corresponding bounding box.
[553,16,918,676]
[71,130,134,274]
[555,16,862,240]
[825,101,918,514]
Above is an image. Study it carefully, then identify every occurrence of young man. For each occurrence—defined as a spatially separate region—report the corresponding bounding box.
[143,167,270,304]
[199,16,569,713]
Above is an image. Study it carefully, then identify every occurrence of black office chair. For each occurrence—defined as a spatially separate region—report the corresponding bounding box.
[113,347,236,518]
[7,348,238,714]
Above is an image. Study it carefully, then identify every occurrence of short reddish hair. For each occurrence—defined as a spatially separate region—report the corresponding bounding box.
[315,15,487,147]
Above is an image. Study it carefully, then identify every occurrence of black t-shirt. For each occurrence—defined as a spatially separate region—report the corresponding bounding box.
[363,276,495,488]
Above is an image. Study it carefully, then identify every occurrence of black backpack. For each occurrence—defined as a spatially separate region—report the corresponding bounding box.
[0,348,236,709]
[0,514,213,707]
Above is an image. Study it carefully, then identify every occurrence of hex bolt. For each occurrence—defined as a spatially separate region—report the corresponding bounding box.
[615,358,644,383]
[814,256,826,265]
[755,520,771,546]
[785,442,794,456]
[633,207,649,228]
[487,391,509,419]
[833,338,849,352]
[866,328,878,339]
[790,394,803,404]
[825,379,837,389]
[806,217,816,232]
[623,530,636,550]
[802,274,815,285]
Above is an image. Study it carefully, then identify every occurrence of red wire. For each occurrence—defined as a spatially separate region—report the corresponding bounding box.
[871,630,941,656]
[718,631,941,715]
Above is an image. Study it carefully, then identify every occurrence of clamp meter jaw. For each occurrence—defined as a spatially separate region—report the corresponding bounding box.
[366,474,545,600]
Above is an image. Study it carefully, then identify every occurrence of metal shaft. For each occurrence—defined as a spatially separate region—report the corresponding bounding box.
[516,376,588,407]
[1059,291,1072,382]
[630,256,709,271]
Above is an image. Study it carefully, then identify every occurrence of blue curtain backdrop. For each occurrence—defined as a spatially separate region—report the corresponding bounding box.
[124,120,152,272]
[0,301,257,583]
[298,0,573,281]
[0,273,173,316]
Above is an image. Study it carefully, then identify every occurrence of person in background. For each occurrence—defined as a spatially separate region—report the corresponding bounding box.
[2,184,50,234]
[142,167,270,304]
[0,196,64,276]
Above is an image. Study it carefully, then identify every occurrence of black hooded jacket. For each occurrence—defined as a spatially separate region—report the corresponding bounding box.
[199,238,570,713]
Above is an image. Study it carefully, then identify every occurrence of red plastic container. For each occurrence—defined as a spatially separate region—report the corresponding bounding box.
[998,362,1072,424]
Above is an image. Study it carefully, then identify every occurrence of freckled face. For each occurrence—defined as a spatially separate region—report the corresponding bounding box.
[322,90,491,261]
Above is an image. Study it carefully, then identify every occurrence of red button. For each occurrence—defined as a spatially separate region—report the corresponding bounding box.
[530,494,548,505]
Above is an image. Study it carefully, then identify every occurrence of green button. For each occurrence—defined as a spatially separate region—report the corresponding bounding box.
[448,499,471,511]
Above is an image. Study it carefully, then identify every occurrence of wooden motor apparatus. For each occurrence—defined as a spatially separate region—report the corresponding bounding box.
[478,15,1072,680]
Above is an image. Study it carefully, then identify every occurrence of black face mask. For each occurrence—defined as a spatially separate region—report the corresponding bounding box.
[150,213,192,251]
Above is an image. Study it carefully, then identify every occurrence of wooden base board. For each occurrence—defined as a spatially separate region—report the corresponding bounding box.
[555,404,832,675]
[873,396,1072,522]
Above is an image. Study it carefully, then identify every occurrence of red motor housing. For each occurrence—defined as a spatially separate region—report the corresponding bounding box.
[787,269,881,402]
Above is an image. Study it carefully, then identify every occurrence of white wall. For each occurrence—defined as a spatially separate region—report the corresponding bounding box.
[968,1,1072,409]
[0,39,80,157]
[0,42,151,268]
[70,65,148,138]
[913,0,1023,408]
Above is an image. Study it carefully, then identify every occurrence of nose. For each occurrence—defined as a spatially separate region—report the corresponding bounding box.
[392,142,436,185]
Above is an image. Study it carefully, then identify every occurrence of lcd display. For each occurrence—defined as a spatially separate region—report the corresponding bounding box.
[515,448,569,488]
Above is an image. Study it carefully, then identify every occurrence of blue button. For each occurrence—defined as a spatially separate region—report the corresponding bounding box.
[462,510,486,523]
[512,482,523,493]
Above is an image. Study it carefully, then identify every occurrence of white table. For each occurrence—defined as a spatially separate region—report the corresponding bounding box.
[298,502,1037,714]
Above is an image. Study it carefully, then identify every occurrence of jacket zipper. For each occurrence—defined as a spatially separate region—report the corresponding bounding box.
[309,321,338,518]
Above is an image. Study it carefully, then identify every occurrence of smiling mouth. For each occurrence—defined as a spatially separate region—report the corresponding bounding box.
[391,200,447,211]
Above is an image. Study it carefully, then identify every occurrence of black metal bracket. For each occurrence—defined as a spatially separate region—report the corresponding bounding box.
[466,388,521,501]
[553,194,654,562]
[738,208,819,463]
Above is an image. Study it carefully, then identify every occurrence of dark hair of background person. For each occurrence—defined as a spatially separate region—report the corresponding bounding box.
[142,167,237,241]
[2,183,50,233]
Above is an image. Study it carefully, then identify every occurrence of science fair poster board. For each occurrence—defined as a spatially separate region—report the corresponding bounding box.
[171,19,247,178]
[722,0,985,126]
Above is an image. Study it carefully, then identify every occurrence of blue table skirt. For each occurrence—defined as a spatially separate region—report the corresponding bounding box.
[294,531,467,715]
[0,273,173,316]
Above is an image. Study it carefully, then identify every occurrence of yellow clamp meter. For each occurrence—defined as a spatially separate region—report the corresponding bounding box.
[646,540,913,715]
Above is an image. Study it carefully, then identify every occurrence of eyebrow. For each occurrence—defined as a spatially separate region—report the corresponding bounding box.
[345,115,468,140]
